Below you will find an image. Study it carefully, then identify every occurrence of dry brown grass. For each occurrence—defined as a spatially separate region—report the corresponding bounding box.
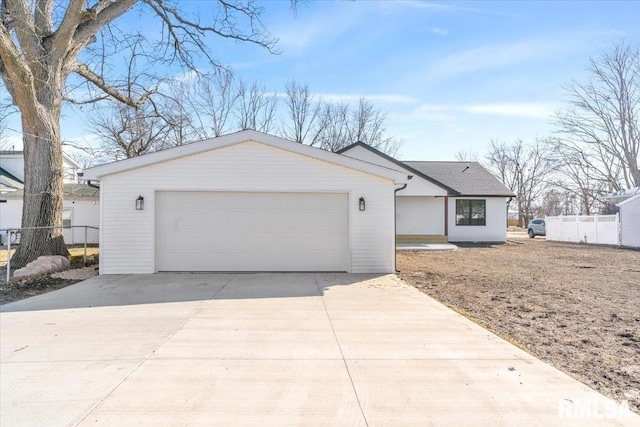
[0,247,99,266]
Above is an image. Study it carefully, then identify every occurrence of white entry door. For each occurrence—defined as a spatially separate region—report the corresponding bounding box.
[155,191,349,271]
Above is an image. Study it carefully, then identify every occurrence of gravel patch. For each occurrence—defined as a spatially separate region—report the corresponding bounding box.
[51,265,98,281]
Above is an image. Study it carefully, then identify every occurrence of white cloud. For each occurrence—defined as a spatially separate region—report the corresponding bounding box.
[429,27,449,37]
[393,0,517,17]
[465,103,559,119]
[427,40,550,79]
[313,93,421,105]
[273,7,359,55]
[406,102,559,121]
[424,31,602,82]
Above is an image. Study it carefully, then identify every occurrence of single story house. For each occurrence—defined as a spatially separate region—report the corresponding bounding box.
[338,142,515,243]
[83,130,409,274]
[0,150,99,245]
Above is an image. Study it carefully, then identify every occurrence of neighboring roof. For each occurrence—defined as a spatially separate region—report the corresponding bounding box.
[3,183,99,199]
[62,184,100,198]
[83,130,409,185]
[0,150,82,168]
[602,187,640,203]
[404,161,515,197]
[0,166,24,193]
[337,142,458,195]
[617,192,640,207]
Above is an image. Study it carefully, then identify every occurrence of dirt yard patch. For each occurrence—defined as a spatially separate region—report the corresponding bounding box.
[399,240,640,413]
[0,262,98,305]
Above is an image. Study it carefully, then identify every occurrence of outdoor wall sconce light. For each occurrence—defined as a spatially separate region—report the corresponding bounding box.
[359,197,366,211]
[135,195,144,210]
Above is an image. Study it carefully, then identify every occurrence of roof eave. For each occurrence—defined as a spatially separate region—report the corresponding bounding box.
[338,142,458,194]
[83,130,408,185]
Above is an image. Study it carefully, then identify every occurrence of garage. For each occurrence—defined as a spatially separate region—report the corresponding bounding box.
[83,130,407,274]
[155,191,348,271]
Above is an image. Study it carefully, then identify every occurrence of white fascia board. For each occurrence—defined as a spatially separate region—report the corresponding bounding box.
[617,193,640,207]
[62,153,82,169]
[82,130,408,184]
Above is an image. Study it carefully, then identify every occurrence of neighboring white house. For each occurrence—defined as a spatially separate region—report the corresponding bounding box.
[83,130,408,274]
[603,188,640,248]
[619,194,640,248]
[338,143,514,243]
[0,150,100,245]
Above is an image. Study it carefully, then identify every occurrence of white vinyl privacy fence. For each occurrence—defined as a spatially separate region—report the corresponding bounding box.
[545,214,620,245]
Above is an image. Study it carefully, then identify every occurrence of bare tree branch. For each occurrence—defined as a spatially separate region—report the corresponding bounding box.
[282,79,316,143]
[555,42,640,190]
[73,62,151,108]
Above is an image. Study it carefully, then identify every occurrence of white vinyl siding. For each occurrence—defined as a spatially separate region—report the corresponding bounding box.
[61,200,100,244]
[620,195,640,248]
[447,197,508,242]
[0,199,99,245]
[396,196,445,235]
[155,191,348,271]
[99,141,396,274]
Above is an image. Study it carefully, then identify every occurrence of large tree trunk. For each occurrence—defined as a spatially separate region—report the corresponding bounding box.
[11,89,69,269]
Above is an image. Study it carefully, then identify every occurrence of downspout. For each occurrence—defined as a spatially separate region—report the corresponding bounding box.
[78,172,100,189]
[394,179,410,273]
[506,197,513,227]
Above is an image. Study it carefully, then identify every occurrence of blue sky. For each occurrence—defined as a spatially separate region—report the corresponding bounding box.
[227,0,639,160]
[3,1,639,161]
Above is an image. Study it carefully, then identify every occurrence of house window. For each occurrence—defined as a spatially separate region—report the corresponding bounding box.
[62,208,72,229]
[456,199,486,226]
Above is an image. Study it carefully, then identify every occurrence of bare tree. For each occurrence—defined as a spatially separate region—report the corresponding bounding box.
[555,42,640,191]
[311,97,401,156]
[0,101,10,150]
[0,0,285,267]
[86,101,171,160]
[311,101,350,151]
[486,139,558,226]
[454,149,479,162]
[158,77,202,147]
[549,139,609,214]
[235,79,277,133]
[194,70,237,138]
[282,80,317,143]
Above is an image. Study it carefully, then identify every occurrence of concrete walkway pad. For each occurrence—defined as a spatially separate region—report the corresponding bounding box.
[1,273,637,426]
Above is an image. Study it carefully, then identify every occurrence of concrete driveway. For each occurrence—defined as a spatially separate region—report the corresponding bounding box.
[1,273,637,426]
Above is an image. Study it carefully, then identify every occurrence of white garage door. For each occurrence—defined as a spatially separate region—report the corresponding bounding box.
[155,191,349,272]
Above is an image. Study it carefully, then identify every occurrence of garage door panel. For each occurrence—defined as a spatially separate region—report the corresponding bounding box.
[156,192,348,272]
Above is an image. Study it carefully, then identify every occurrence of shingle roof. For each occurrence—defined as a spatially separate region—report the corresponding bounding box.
[403,161,515,197]
[0,166,24,193]
[337,142,457,194]
[2,183,99,199]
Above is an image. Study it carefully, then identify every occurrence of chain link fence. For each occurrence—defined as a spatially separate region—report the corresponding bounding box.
[0,225,99,282]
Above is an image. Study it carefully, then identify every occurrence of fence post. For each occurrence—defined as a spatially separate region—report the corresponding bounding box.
[595,214,598,244]
[617,212,621,245]
[84,226,88,265]
[576,215,580,243]
[6,232,10,282]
